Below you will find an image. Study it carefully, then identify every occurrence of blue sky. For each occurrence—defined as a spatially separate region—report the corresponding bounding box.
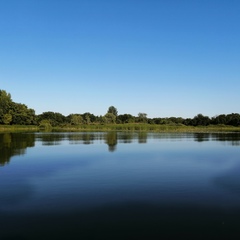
[0,0,239,118]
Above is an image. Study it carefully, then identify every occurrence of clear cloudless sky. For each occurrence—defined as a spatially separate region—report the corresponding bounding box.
[0,0,239,118]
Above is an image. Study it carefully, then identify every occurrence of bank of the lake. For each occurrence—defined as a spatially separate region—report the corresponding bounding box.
[0,125,39,132]
[1,124,240,133]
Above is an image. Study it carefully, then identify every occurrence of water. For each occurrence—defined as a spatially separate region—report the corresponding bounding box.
[1,132,240,239]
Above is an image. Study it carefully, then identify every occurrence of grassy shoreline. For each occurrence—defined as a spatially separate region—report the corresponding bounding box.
[1,124,240,133]
[0,125,39,132]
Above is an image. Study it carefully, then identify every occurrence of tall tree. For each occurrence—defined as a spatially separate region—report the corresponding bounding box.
[104,113,116,124]
[107,106,118,117]
[138,113,147,123]
[0,90,12,124]
[0,90,36,125]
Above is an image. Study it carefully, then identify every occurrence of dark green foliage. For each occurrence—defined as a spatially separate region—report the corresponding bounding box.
[10,102,36,125]
[0,90,12,113]
[192,114,211,126]
[68,114,83,125]
[82,112,97,124]
[183,114,211,126]
[117,114,135,123]
[151,118,162,124]
[3,113,12,124]
[39,120,52,130]
[107,106,118,116]
[104,113,116,124]
[225,113,240,126]
[137,113,147,123]
[210,113,240,127]
[168,117,184,125]
[183,118,192,126]
[0,89,36,125]
[211,114,227,125]
[37,112,66,127]
[0,90,12,124]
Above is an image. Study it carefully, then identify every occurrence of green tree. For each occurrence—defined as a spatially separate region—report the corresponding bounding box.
[82,112,96,123]
[39,120,52,130]
[70,114,83,125]
[192,114,210,126]
[226,113,240,126]
[10,102,36,125]
[0,90,12,112]
[107,106,118,117]
[104,113,116,124]
[0,90,13,124]
[98,115,105,124]
[138,113,147,123]
[3,113,12,125]
[211,114,226,125]
[0,90,36,125]
[117,114,135,123]
[37,112,66,126]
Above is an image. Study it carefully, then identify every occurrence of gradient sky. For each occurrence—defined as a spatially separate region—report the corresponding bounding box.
[0,0,239,118]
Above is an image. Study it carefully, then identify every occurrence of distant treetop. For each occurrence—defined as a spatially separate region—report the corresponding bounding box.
[107,106,118,117]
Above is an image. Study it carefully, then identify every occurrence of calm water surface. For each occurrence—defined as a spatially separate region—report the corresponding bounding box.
[1,132,240,239]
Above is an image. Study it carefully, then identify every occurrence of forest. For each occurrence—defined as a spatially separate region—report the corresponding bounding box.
[1,89,240,128]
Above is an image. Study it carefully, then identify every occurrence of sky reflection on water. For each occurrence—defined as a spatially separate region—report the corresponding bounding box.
[1,132,240,239]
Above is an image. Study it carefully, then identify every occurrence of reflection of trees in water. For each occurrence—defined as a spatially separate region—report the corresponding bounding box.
[68,133,104,144]
[194,133,210,142]
[194,133,240,145]
[2,132,239,167]
[118,133,133,143]
[36,132,141,150]
[212,133,240,146]
[105,132,117,152]
[138,132,147,144]
[81,133,96,145]
[36,132,105,145]
[39,133,64,146]
[0,133,35,166]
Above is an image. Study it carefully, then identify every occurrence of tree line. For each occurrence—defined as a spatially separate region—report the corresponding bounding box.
[1,89,240,127]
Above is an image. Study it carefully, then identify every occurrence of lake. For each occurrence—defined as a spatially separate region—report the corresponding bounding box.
[1,132,240,239]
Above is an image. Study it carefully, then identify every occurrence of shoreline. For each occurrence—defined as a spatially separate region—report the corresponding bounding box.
[1,124,240,133]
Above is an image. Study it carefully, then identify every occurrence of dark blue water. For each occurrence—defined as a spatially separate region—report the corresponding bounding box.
[1,132,240,239]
